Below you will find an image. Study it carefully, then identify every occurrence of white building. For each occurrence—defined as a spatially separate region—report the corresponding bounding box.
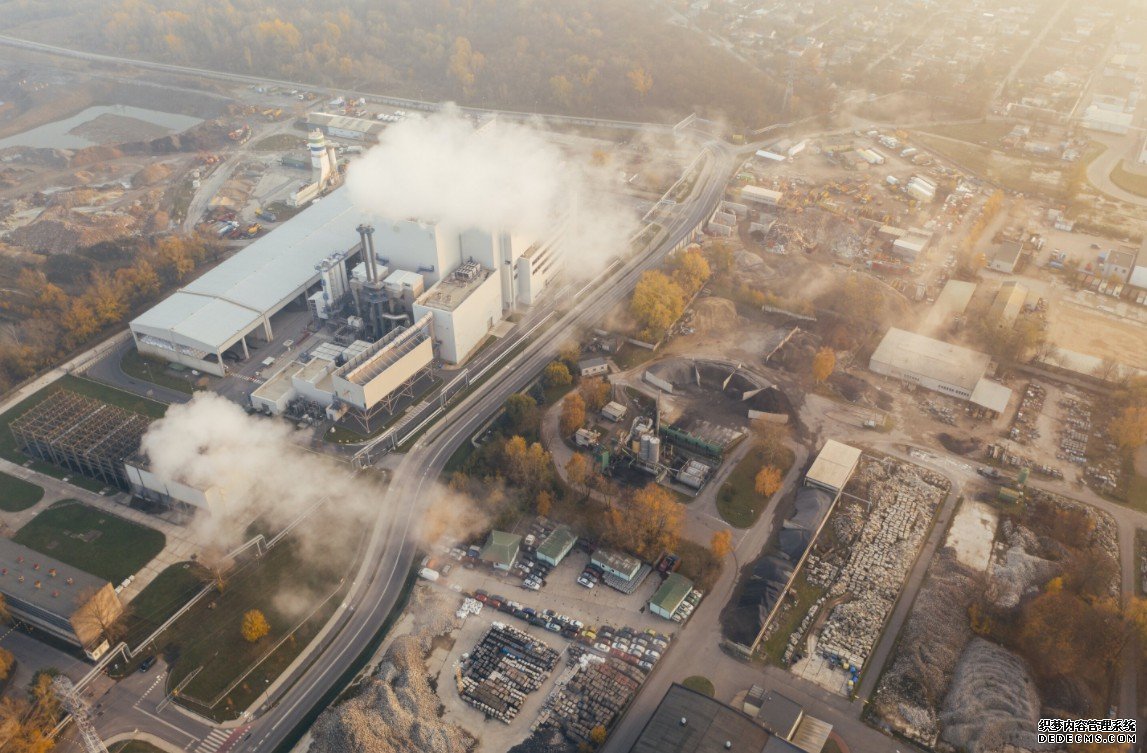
[869,328,1012,415]
[413,261,505,364]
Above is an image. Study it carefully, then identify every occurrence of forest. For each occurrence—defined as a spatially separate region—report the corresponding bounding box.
[0,0,787,127]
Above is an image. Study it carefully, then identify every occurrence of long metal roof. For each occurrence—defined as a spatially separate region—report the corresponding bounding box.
[131,188,370,353]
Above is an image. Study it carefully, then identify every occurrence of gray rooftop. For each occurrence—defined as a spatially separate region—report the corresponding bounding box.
[755,690,802,737]
[630,684,771,753]
[0,538,110,617]
[870,328,991,392]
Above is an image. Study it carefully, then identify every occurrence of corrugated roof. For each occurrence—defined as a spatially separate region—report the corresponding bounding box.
[650,573,693,612]
[537,525,577,561]
[629,684,772,753]
[131,188,370,352]
[480,531,521,566]
[970,378,1012,413]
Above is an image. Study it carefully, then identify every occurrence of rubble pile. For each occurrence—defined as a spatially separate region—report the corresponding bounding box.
[986,522,1059,609]
[1008,382,1045,445]
[309,590,474,753]
[532,655,643,745]
[692,297,739,334]
[814,458,947,668]
[871,551,983,747]
[939,638,1041,753]
[457,622,561,723]
[6,206,137,254]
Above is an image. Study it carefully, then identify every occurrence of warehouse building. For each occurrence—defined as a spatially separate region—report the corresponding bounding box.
[919,280,977,333]
[869,328,1012,415]
[10,391,150,490]
[536,526,577,566]
[630,683,772,753]
[804,440,860,495]
[306,111,386,142]
[740,185,783,207]
[480,531,521,571]
[0,539,123,659]
[987,241,1022,273]
[1098,246,1139,283]
[649,573,694,619]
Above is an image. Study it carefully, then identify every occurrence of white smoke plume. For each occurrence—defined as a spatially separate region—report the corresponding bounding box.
[139,393,374,553]
[346,106,639,276]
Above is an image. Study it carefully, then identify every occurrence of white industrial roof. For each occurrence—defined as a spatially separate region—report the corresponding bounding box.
[1129,265,1147,289]
[970,378,1012,414]
[805,440,861,493]
[870,328,991,392]
[131,188,370,353]
[384,270,425,288]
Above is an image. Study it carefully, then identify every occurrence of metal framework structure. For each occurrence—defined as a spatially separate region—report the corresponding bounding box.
[10,390,150,490]
[52,676,109,753]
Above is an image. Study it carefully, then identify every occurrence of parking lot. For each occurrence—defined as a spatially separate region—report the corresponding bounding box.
[425,535,698,751]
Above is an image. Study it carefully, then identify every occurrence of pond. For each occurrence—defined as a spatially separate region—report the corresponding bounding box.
[0,105,203,150]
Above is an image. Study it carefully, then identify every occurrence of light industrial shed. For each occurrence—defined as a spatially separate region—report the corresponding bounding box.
[130,188,371,376]
[804,440,860,494]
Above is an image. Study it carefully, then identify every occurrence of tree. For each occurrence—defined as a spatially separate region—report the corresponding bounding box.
[580,377,612,412]
[241,609,271,642]
[708,241,735,274]
[503,436,553,493]
[0,648,13,685]
[590,724,608,746]
[536,489,553,517]
[1111,406,1147,453]
[542,361,572,388]
[811,347,835,383]
[630,270,685,340]
[449,36,485,93]
[627,67,653,101]
[710,529,733,559]
[565,452,589,492]
[608,484,683,560]
[673,248,711,294]
[754,466,783,497]
[504,393,540,436]
[560,393,587,436]
[750,420,791,468]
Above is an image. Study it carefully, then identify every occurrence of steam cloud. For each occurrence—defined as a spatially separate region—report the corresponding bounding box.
[140,393,490,558]
[346,106,639,276]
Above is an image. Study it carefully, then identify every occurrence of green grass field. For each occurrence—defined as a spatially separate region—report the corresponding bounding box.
[13,500,165,583]
[0,472,43,512]
[716,446,795,529]
[120,562,210,647]
[758,574,824,665]
[163,534,361,720]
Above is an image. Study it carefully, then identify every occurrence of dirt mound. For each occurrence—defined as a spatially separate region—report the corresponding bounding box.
[132,162,172,187]
[309,590,473,753]
[936,433,981,456]
[6,207,138,255]
[693,297,738,334]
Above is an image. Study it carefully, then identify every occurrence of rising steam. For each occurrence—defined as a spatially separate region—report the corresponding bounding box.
[346,106,639,276]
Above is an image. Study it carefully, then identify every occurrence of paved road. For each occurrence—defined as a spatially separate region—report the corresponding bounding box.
[83,339,192,406]
[1087,136,1147,208]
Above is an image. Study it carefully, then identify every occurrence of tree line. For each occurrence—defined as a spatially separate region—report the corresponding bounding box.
[0,0,789,128]
[0,235,221,394]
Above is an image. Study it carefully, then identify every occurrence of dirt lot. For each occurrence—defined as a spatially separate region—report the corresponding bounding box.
[70,113,175,144]
[1045,299,1147,372]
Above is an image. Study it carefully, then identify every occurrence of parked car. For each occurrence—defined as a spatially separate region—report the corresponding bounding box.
[138,656,157,673]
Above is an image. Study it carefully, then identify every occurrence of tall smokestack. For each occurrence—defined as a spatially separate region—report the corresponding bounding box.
[356,224,373,282]
[365,225,378,282]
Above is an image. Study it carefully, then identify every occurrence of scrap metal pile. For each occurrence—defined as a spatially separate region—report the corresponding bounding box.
[457,622,561,723]
[532,655,644,745]
[813,458,948,669]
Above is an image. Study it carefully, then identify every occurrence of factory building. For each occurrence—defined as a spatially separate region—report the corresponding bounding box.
[869,328,1012,415]
[131,179,570,375]
[0,539,123,659]
[629,684,772,753]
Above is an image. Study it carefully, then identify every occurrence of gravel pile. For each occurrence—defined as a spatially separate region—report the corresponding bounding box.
[309,590,475,753]
[939,638,1041,753]
[871,550,983,746]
